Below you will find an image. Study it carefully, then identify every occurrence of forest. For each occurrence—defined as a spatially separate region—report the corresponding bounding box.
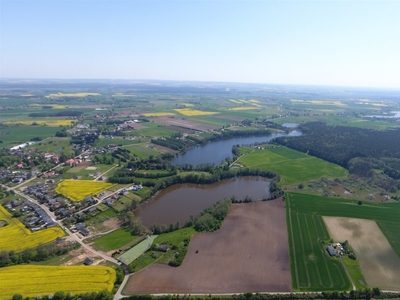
[273,122,400,191]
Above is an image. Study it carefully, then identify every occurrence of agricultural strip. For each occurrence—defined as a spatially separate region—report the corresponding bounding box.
[286,204,350,291]
[286,192,400,291]
[237,146,347,185]
[125,200,291,294]
[323,217,400,290]
[55,180,115,201]
[0,205,64,252]
[0,265,116,299]
[118,235,158,265]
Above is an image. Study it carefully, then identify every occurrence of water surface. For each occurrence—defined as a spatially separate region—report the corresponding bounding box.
[134,176,271,226]
[171,130,301,166]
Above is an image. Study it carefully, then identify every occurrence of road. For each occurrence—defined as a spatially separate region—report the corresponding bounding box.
[114,275,130,300]
[0,183,119,265]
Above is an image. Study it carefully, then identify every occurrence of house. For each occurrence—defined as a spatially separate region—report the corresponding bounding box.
[158,245,169,252]
[327,245,336,256]
[75,222,86,230]
[84,257,94,265]
[59,208,69,217]
[80,228,90,236]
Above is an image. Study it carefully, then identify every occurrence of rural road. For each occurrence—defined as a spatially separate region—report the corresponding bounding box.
[113,274,130,300]
[0,183,119,265]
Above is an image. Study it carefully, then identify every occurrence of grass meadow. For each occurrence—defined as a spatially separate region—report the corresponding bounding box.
[0,265,115,299]
[93,228,138,251]
[286,192,400,291]
[0,126,59,148]
[237,146,348,185]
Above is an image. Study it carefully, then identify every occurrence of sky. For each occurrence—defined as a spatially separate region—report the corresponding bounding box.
[1,0,400,88]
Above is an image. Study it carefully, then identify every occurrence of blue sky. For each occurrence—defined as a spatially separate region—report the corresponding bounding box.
[1,1,399,88]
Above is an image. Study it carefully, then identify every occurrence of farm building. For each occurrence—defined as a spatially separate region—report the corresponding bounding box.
[326,245,336,256]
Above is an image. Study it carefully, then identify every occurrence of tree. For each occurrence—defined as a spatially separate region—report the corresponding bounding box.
[12,294,23,300]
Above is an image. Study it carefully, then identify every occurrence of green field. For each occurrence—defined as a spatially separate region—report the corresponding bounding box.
[0,126,60,148]
[286,192,400,291]
[237,146,348,185]
[93,228,138,251]
[117,235,158,265]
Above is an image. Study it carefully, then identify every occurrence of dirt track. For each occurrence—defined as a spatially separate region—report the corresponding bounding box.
[323,217,400,291]
[125,200,291,294]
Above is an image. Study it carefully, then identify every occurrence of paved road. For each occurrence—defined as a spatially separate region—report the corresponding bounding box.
[113,274,130,300]
[0,183,119,265]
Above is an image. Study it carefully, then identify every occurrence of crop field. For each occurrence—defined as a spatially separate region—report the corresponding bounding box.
[174,108,219,116]
[0,205,64,252]
[93,228,138,251]
[29,103,68,109]
[45,92,101,98]
[227,106,260,111]
[286,192,400,291]
[0,126,59,148]
[6,119,76,126]
[55,180,115,201]
[128,126,178,137]
[324,217,400,290]
[142,112,176,117]
[0,265,116,299]
[126,200,291,294]
[286,209,350,291]
[237,146,347,185]
[118,235,158,265]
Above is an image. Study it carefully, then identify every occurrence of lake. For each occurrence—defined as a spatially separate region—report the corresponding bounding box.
[171,130,302,166]
[134,176,271,226]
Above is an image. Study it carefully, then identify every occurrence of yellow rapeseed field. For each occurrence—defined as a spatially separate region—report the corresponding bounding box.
[228,107,259,111]
[6,120,76,126]
[0,265,116,299]
[249,99,260,103]
[30,104,68,109]
[182,103,194,107]
[0,206,64,252]
[174,108,219,116]
[229,99,241,104]
[45,92,100,98]
[142,112,176,117]
[55,180,115,202]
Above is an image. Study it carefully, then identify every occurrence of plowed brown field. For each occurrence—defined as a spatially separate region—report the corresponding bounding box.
[125,199,291,294]
[323,217,400,291]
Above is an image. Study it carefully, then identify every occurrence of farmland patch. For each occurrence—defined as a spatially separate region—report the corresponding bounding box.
[55,180,115,201]
[0,265,115,299]
[323,217,400,290]
[0,205,64,252]
[125,200,291,294]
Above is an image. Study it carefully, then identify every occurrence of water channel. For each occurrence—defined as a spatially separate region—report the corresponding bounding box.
[171,130,302,166]
[134,176,271,226]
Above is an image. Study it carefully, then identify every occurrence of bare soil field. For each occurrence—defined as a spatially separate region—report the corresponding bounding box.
[152,116,219,131]
[323,217,400,290]
[125,199,291,294]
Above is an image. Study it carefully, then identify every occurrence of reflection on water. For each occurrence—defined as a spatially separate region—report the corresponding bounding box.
[134,176,271,226]
[171,130,302,166]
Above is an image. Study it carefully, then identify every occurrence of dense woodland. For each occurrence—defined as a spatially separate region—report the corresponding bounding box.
[274,122,400,192]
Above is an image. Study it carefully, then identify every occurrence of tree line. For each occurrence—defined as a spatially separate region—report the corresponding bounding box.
[273,122,400,191]
[0,240,78,268]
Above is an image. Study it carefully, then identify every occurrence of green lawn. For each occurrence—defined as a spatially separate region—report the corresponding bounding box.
[286,192,400,291]
[93,228,138,252]
[237,146,347,185]
[118,235,158,265]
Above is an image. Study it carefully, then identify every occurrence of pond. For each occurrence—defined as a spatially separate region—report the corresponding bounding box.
[171,130,302,166]
[134,176,271,226]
